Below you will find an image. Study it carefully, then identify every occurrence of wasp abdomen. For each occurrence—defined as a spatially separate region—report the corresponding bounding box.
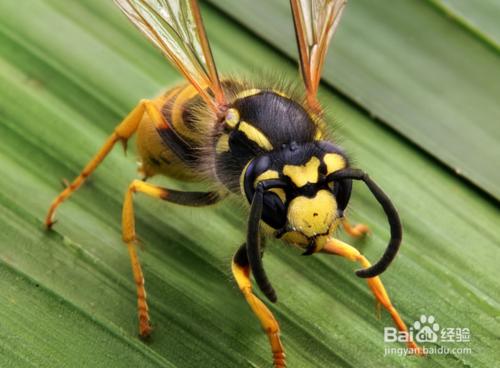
[136,84,213,180]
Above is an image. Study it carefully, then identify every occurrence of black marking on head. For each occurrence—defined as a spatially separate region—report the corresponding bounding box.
[302,240,317,256]
[240,140,351,229]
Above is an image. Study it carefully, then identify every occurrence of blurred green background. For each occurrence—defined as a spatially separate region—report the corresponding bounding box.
[0,1,498,367]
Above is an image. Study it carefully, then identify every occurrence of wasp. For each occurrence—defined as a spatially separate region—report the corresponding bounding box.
[45,0,422,365]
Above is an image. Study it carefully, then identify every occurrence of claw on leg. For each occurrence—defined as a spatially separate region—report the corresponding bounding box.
[122,181,154,338]
[322,238,424,355]
[126,241,152,338]
[232,247,286,367]
[44,99,159,229]
[122,180,221,337]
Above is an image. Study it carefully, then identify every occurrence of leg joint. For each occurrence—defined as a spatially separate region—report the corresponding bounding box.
[128,179,142,193]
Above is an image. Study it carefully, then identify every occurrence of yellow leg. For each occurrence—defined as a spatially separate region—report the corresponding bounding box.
[322,238,423,355]
[122,180,170,338]
[45,99,165,228]
[122,180,221,338]
[232,257,286,368]
[342,217,370,238]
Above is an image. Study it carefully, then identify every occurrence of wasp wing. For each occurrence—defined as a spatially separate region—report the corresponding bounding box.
[114,0,225,112]
[290,0,346,111]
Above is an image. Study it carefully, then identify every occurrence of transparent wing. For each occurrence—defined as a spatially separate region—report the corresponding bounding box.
[114,0,225,112]
[290,0,346,111]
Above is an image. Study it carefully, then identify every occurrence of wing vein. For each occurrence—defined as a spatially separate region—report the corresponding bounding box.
[290,0,346,111]
[114,0,226,114]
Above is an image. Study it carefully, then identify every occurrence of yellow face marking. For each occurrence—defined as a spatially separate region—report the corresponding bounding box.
[270,188,286,203]
[286,190,337,238]
[283,156,321,187]
[225,108,239,128]
[254,170,287,203]
[238,121,273,151]
[235,88,261,99]
[255,170,279,185]
[215,134,230,154]
[323,153,346,175]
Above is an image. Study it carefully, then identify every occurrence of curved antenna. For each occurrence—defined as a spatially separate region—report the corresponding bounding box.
[327,168,402,278]
[247,183,277,302]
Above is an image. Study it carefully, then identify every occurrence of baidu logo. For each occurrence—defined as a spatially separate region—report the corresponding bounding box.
[383,314,472,356]
[412,314,440,342]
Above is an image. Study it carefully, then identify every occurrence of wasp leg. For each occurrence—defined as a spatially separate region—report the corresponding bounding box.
[322,238,423,355]
[342,218,370,238]
[45,98,166,228]
[232,244,286,368]
[122,179,221,338]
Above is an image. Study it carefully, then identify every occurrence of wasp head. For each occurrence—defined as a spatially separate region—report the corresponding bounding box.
[243,140,352,254]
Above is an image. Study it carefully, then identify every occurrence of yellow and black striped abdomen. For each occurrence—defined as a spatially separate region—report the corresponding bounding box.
[136,83,215,180]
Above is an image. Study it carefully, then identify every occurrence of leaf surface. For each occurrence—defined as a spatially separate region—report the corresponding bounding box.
[0,1,498,367]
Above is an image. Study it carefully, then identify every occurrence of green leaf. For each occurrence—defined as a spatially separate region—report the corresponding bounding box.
[427,0,500,51]
[208,0,500,200]
[0,1,498,367]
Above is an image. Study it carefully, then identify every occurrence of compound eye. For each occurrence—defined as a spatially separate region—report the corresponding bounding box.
[261,191,287,229]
